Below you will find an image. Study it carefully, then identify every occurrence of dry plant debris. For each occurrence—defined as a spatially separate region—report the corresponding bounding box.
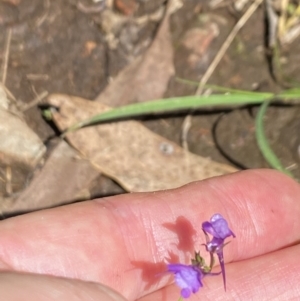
[47,93,237,192]
[0,141,100,216]
[0,26,45,174]
[96,0,176,105]
[0,85,46,168]
[0,0,183,210]
[4,0,292,212]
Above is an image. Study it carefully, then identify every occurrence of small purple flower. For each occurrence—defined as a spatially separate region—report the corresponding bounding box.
[167,264,203,298]
[202,213,235,291]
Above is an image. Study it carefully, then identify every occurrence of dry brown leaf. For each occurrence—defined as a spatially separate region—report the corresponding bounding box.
[0,86,45,167]
[47,94,238,192]
[0,0,178,212]
[0,109,45,167]
[96,0,174,106]
[0,140,100,216]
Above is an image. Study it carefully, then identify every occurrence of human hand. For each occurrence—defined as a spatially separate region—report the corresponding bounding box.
[0,169,299,300]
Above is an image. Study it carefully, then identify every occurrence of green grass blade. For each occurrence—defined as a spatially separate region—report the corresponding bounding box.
[66,93,273,133]
[276,88,300,99]
[255,100,294,178]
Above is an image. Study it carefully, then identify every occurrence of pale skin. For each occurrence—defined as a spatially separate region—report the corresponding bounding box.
[0,169,299,300]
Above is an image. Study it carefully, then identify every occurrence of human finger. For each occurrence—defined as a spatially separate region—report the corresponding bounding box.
[138,242,300,300]
[0,271,127,301]
[0,170,299,300]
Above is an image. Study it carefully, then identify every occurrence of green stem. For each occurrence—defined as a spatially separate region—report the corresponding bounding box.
[255,100,294,178]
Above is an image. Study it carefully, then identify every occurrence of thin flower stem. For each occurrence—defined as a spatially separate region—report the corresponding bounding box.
[209,252,215,271]
[177,297,183,301]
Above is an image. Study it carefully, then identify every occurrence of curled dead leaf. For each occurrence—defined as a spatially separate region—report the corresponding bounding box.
[47,94,237,192]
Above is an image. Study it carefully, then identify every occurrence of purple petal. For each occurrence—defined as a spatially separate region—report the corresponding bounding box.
[202,221,217,237]
[167,264,203,297]
[212,219,231,239]
[201,214,235,292]
[210,214,235,239]
[167,263,188,274]
[181,288,191,298]
[210,213,223,223]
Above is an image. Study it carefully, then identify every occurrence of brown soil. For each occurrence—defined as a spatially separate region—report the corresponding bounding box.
[0,0,299,208]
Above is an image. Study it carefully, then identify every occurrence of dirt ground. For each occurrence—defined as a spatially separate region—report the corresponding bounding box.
[0,0,299,216]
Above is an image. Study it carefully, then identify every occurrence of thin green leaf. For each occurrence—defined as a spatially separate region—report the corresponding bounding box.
[65,93,273,133]
[255,100,294,178]
[276,88,300,99]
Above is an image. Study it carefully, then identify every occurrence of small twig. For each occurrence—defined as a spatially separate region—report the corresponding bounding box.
[5,166,12,196]
[36,0,50,27]
[265,0,279,48]
[278,0,289,39]
[196,0,264,95]
[26,73,49,81]
[181,115,192,150]
[181,0,263,150]
[20,90,49,112]
[1,28,12,85]
[285,163,298,171]
[0,83,17,102]
[181,89,212,150]
[76,1,105,14]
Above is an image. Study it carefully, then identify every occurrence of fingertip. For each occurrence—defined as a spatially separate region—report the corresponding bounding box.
[0,272,128,301]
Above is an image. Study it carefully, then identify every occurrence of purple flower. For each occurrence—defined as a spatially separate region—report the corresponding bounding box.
[167,264,203,298]
[202,213,235,291]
